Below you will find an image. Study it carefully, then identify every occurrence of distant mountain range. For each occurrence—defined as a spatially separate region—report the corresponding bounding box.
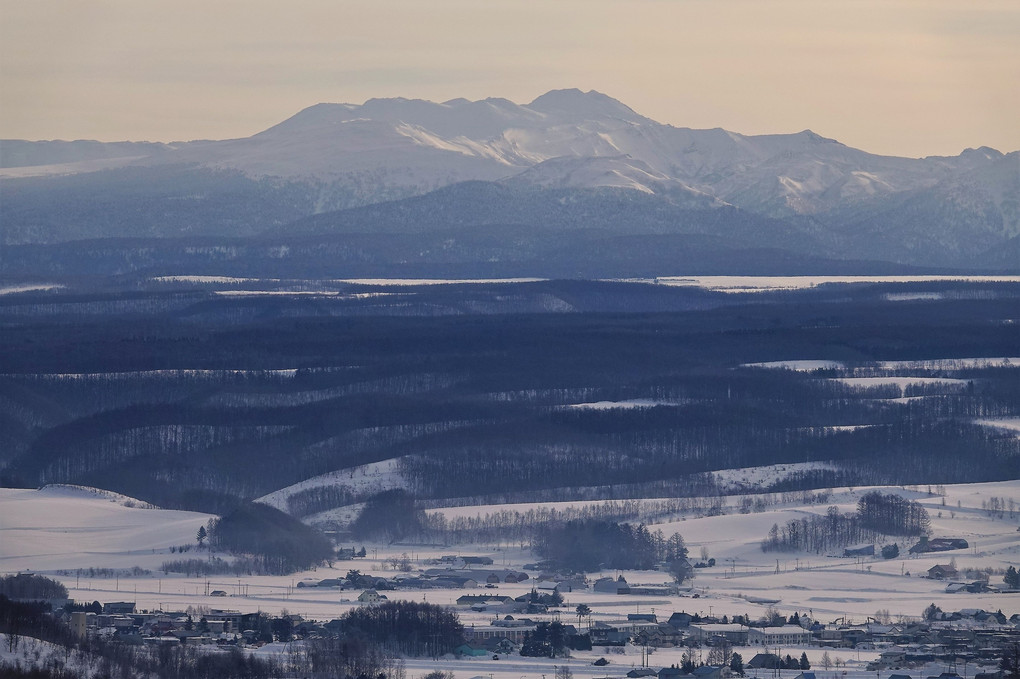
[2,89,1017,275]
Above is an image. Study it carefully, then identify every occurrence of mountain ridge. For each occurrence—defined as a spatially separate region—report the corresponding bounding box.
[1,89,1017,271]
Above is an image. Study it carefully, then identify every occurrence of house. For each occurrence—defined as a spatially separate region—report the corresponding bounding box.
[102,602,136,615]
[316,578,344,588]
[747,653,782,669]
[481,636,520,654]
[691,665,728,679]
[648,622,684,647]
[453,643,488,657]
[209,590,227,597]
[429,577,478,589]
[668,612,694,629]
[594,575,630,594]
[461,556,494,565]
[627,669,657,678]
[629,584,676,596]
[928,564,958,580]
[659,668,688,679]
[688,623,749,645]
[455,594,514,607]
[206,610,243,632]
[357,589,382,603]
[910,537,969,554]
[793,673,816,679]
[463,623,536,644]
[590,621,630,645]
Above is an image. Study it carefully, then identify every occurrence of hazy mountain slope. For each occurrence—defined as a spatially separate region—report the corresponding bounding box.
[1,89,1015,269]
[0,166,316,243]
[818,150,1020,265]
[0,139,171,169]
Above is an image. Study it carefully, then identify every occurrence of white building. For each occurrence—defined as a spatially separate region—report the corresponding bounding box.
[747,625,812,646]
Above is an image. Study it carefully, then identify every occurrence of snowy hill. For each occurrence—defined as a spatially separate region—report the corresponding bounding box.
[0,485,212,572]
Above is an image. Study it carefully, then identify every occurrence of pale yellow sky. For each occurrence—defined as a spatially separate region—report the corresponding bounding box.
[1,0,1017,158]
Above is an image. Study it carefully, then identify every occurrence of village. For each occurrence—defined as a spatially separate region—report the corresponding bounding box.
[10,580,1020,679]
[7,542,1020,679]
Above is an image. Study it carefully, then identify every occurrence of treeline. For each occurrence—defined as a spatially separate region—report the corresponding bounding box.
[349,490,425,542]
[418,497,717,546]
[0,574,67,601]
[207,503,335,574]
[286,484,356,518]
[534,519,690,574]
[323,488,851,549]
[296,636,405,679]
[761,492,930,553]
[397,410,1018,500]
[857,491,931,535]
[160,556,290,578]
[338,600,463,658]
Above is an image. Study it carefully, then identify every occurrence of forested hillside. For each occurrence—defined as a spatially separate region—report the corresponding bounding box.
[1,277,1018,514]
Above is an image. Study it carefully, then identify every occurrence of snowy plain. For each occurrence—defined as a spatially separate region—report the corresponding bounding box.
[3,480,1018,622]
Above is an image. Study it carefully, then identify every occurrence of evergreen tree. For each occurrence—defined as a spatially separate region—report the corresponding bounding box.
[730,653,745,677]
[1004,566,1019,589]
[800,652,810,670]
[576,603,591,628]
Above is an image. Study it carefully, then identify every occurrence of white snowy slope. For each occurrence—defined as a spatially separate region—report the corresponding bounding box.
[256,458,408,512]
[0,485,212,572]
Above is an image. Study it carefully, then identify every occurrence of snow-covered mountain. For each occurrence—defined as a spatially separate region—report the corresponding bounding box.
[1,89,1017,269]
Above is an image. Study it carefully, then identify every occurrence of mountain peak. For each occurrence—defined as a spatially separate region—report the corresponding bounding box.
[960,146,1004,159]
[796,129,841,144]
[528,89,647,123]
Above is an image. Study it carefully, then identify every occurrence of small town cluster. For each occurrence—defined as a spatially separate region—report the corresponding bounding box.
[14,556,1018,679]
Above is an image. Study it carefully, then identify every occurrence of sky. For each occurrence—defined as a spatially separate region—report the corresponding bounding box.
[2,0,1018,158]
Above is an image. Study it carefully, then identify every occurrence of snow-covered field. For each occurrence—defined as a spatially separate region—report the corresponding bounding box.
[0,485,211,572]
[335,278,546,286]
[4,481,1018,624]
[744,357,1020,371]
[565,399,680,410]
[710,462,840,491]
[974,417,1020,434]
[0,283,64,295]
[829,377,969,393]
[620,275,1020,293]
